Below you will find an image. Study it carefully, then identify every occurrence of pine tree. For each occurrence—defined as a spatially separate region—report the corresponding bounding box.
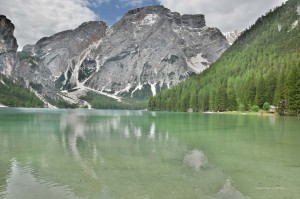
[274,68,286,107]
[255,74,266,108]
[227,77,237,111]
[286,66,300,115]
[216,85,227,112]
[189,90,198,111]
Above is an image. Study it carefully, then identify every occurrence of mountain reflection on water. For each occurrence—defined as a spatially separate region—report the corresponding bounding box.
[0,108,299,199]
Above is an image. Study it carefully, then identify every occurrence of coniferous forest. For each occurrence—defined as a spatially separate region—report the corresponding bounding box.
[0,74,44,107]
[148,0,300,116]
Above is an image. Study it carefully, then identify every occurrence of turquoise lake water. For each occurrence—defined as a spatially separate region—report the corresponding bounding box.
[0,108,299,199]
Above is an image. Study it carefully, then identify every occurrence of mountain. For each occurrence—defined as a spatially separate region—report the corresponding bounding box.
[223,30,242,45]
[84,6,228,100]
[13,5,229,106]
[14,21,107,106]
[149,0,300,115]
[0,15,18,75]
[0,15,44,107]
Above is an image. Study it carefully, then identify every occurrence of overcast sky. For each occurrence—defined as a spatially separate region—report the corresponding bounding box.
[0,0,287,50]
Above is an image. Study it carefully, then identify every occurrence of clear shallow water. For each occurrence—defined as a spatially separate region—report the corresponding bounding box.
[0,108,299,199]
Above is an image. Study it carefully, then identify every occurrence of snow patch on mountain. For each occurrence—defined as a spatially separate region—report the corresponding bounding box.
[131,83,143,97]
[141,14,159,26]
[150,83,157,96]
[297,5,300,15]
[0,79,6,86]
[118,83,132,94]
[187,54,209,73]
[291,20,298,30]
[223,30,242,45]
[69,38,103,89]
[278,23,282,32]
[86,87,121,101]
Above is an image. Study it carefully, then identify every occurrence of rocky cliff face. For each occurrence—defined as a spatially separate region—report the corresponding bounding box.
[13,21,107,101]
[0,15,18,75]
[85,6,228,99]
[15,5,229,102]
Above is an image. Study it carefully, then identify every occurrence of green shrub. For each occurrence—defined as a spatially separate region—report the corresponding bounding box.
[250,105,260,112]
[238,104,245,112]
[263,102,270,111]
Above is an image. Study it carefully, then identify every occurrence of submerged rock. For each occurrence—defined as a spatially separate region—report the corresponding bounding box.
[183,149,208,171]
[209,179,249,199]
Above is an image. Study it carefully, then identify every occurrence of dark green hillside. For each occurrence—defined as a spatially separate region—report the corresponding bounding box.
[149,0,300,115]
[80,91,147,110]
[0,74,44,107]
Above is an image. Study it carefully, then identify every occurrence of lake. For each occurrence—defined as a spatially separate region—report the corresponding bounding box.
[0,108,299,199]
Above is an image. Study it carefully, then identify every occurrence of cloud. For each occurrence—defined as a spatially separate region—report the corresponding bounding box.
[0,0,103,49]
[87,0,110,7]
[157,0,287,32]
[0,0,288,50]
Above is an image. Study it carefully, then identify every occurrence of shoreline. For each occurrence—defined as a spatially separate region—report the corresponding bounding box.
[204,111,276,117]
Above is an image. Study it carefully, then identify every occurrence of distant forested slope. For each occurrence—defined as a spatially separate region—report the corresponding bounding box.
[149,0,300,115]
[0,74,44,107]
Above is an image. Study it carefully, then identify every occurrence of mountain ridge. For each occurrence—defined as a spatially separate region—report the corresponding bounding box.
[10,5,229,106]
